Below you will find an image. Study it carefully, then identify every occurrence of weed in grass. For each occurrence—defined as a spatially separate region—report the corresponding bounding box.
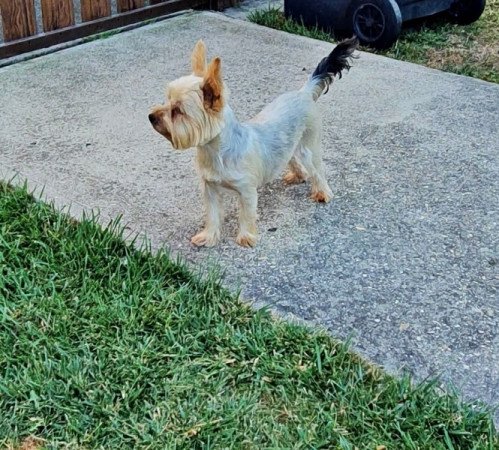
[82,29,122,43]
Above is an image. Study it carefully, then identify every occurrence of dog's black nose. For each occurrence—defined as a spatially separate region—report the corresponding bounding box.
[148,113,158,126]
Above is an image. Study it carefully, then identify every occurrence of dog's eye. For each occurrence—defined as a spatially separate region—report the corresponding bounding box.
[171,106,182,120]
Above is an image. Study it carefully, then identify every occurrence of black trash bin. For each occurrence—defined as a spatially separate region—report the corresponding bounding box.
[284,0,486,49]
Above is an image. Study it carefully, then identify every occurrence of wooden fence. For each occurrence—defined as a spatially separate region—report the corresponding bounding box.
[0,0,234,59]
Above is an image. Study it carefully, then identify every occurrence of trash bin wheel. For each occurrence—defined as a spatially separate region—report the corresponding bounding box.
[448,0,486,25]
[348,0,402,49]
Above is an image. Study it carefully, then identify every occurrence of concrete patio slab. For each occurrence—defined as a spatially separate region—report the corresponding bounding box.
[1,11,498,419]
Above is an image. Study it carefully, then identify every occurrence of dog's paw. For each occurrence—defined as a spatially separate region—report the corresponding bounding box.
[236,233,258,248]
[311,191,332,203]
[283,171,306,185]
[191,230,220,247]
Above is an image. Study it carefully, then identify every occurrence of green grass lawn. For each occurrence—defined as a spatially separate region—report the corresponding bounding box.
[249,0,498,84]
[0,182,497,449]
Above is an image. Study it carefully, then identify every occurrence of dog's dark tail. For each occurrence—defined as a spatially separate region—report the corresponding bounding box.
[303,36,358,101]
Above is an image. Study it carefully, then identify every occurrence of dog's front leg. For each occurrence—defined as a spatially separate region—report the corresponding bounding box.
[191,181,223,247]
[236,187,258,248]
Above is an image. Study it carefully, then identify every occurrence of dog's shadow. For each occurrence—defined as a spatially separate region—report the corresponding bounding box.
[217,178,312,237]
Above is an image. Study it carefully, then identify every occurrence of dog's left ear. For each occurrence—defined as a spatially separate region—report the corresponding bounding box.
[202,57,224,113]
[191,40,206,76]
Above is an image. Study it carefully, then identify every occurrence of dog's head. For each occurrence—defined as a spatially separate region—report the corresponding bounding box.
[148,40,225,150]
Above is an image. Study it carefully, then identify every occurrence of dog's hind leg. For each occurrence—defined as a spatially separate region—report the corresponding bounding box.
[297,126,333,203]
[283,155,308,185]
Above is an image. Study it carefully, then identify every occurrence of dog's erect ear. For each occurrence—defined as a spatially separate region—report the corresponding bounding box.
[202,57,224,113]
[191,40,207,76]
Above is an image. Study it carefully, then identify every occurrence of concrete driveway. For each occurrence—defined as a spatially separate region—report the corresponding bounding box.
[1,11,498,420]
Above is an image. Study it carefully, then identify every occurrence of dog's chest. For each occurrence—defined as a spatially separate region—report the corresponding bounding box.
[195,149,234,187]
[197,163,223,184]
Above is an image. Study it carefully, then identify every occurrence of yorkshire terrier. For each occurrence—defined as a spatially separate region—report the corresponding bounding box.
[149,37,358,247]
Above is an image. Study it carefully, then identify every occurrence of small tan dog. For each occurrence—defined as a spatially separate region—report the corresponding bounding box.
[149,38,358,247]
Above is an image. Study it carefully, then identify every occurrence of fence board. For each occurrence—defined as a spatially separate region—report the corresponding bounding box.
[41,0,75,32]
[0,0,36,42]
[1,0,209,60]
[81,0,111,22]
[117,0,145,13]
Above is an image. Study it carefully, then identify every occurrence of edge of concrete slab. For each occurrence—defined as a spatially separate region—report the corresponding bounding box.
[1,169,490,420]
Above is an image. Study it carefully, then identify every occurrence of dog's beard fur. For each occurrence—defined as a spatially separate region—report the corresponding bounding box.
[149,44,225,150]
[149,77,224,149]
